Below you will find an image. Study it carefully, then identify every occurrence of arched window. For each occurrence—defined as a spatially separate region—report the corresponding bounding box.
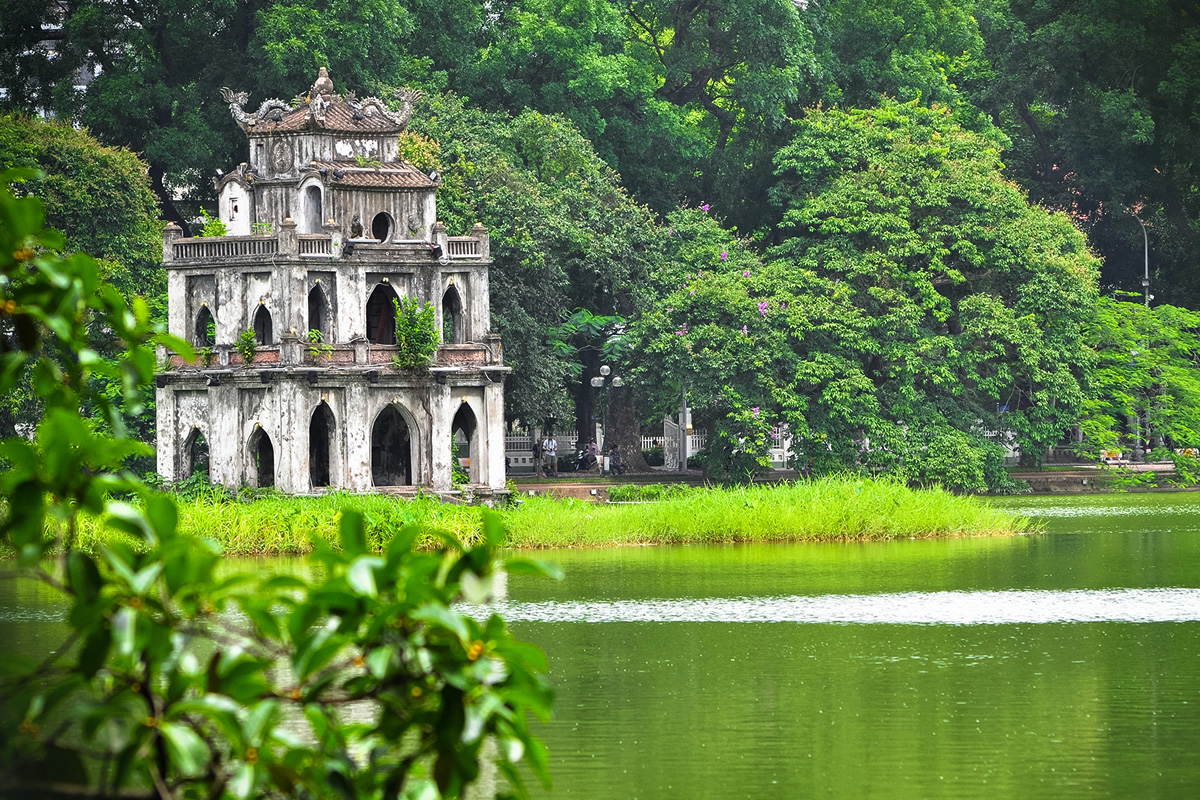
[371,212,393,242]
[442,284,464,344]
[253,305,273,345]
[451,402,479,484]
[308,285,330,340]
[371,405,412,486]
[365,284,396,344]
[302,185,322,234]
[248,427,275,488]
[310,403,334,488]
[195,306,215,347]
[184,427,209,478]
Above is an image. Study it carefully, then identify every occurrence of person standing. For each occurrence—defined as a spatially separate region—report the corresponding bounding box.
[543,433,558,477]
[531,436,543,475]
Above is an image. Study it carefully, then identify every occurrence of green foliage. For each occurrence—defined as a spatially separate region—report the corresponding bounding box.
[392,296,438,369]
[251,221,274,235]
[640,446,665,466]
[198,207,227,237]
[353,154,384,168]
[1079,294,1200,458]
[0,115,164,299]
[411,95,661,426]
[606,483,693,502]
[907,427,990,494]
[307,328,334,359]
[451,437,470,486]
[0,175,555,800]
[235,328,257,363]
[1104,466,1159,492]
[631,102,1100,489]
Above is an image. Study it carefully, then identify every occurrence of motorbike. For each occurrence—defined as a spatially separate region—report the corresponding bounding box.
[574,448,599,472]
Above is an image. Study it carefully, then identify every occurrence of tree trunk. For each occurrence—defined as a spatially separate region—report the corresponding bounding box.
[572,350,600,443]
[149,163,191,237]
[606,386,649,472]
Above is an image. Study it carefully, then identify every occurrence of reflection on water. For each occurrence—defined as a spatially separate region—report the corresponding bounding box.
[477,587,1200,625]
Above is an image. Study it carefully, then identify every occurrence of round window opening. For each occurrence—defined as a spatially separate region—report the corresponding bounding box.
[371,212,393,242]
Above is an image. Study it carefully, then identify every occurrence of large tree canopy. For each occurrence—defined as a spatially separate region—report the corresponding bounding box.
[409,95,661,438]
[632,102,1100,487]
[979,0,1200,302]
[0,115,162,298]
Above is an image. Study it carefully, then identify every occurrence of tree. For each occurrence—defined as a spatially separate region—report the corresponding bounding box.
[0,0,431,230]
[0,117,165,459]
[0,173,555,799]
[410,95,661,440]
[0,115,163,299]
[977,0,1200,304]
[632,101,1100,487]
[1079,293,1200,458]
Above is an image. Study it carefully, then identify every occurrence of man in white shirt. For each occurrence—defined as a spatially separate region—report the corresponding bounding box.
[542,434,558,477]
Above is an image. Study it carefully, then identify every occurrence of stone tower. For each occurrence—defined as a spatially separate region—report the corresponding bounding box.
[155,70,508,495]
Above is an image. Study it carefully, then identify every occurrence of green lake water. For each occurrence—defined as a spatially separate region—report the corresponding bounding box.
[495,493,1200,798]
[3,493,1200,798]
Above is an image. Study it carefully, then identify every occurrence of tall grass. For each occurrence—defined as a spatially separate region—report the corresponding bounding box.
[71,492,489,556]
[55,477,1030,556]
[506,476,1031,548]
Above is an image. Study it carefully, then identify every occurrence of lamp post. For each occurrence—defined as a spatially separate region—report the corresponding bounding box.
[590,366,624,452]
[1132,211,1150,309]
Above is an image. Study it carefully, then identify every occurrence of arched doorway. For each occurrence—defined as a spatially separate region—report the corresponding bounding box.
[253,305,273,345]
[310,402,335,489]
[442,284,464,344]
[302,185,322,233]
[452,403,480,484]
[308,285,330,340]
[365,284,397,344]
[248,427,275,488]
[371,405,412,486]
[195,306,215,347]
[371,212,393,242]
[184,427,209,478]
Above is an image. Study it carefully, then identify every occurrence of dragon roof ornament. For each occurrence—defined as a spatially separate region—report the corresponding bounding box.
[220,70,424,134]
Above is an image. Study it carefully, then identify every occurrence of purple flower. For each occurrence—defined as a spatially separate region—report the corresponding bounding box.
[752,406,760,416]
[686,273,691,279]
[700,203,710,212]
[758,300,769,317]
[720,251,728,261]
[689,289,695,295]
[741,325,748,335]
[668,228,674,234]
[780,301,788,310]
[743,270,751,278]
[667,306,673,312]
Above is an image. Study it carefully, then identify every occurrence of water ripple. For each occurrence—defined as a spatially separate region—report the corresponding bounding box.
[474,588,1200,625]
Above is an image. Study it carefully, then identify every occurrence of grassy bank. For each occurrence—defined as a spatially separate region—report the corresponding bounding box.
[33,477,1035,557]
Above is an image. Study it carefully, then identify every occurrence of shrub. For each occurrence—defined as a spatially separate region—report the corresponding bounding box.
[236,327,257,363]
[199,207,227,237]
[393,296,438,369]
[641,446,664,466]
